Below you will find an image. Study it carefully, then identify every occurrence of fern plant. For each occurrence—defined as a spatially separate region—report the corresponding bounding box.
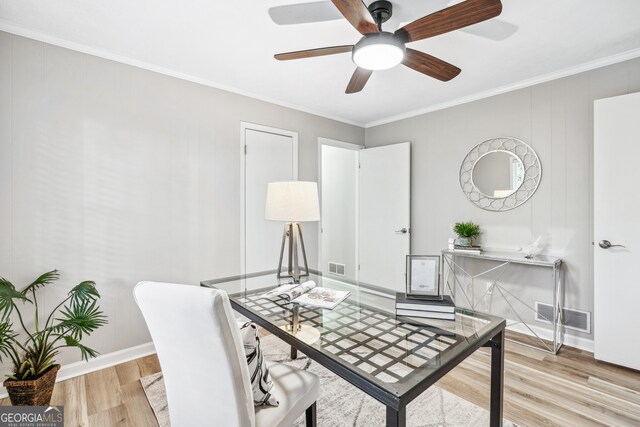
[0,270,107,381]
[453,222,480,238]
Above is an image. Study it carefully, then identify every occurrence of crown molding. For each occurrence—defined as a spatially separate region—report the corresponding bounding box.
[0,21,365,128]
[364,47,640,128]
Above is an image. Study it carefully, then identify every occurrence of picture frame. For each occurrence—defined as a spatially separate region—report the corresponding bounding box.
[405,255,441,299]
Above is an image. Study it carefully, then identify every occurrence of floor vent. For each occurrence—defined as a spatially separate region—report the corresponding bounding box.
[535,302,591,334]
[328,262,346,276]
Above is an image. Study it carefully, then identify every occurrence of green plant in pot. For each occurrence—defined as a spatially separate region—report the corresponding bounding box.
[453,222,480,247]
[0,270,107,406]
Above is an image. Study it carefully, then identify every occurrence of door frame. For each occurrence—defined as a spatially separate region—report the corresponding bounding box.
[318,137,362,280]
[240,122,298,276]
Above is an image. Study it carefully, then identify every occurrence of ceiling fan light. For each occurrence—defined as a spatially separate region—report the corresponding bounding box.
[352,32,405,71]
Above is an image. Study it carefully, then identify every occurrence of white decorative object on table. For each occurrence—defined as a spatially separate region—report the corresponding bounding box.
[447,237,456,250]
[519,235,548,259]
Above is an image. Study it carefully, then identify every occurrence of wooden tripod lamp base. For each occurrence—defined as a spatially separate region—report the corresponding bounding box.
[277,222,309,282]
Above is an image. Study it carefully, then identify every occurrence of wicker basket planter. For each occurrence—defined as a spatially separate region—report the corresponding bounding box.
[3,364,60,406]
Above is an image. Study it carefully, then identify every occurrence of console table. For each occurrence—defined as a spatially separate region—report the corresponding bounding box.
[441,250,564,354]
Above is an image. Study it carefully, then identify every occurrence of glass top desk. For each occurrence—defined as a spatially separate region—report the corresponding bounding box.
[201,271,506,427]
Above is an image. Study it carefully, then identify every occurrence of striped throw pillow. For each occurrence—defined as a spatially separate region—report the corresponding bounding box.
[238,321,279,407]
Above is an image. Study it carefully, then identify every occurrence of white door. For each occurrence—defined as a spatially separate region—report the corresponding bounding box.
[594,92,640,370]
[358,142,410,291]
[242,124,297,275]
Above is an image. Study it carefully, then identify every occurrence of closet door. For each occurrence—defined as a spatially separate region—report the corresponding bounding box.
[242,125,297,275]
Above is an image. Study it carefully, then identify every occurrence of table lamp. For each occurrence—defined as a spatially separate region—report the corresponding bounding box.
[265,181,320,282]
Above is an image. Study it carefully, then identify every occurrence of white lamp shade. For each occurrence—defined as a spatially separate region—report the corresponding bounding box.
[265,181,320,222]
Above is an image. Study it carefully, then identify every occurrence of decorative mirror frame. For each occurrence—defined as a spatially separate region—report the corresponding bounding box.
[459,137,541,211]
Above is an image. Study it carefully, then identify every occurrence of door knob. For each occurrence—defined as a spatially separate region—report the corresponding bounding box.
[599,240,625,249]
[395,228,409,234]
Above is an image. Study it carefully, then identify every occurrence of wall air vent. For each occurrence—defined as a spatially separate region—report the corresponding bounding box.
[328,262,346,276]
[535,302,591,334]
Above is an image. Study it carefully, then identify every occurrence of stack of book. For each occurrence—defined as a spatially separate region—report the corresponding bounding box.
[451,244,482,254]
[395,293,456,320]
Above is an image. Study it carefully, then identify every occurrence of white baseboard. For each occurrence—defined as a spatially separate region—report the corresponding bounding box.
[0,342,156,399]
[56,342,156,382]
[506,321,594,353]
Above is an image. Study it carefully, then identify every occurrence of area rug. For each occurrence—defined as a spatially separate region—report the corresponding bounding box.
[141,335,514,426]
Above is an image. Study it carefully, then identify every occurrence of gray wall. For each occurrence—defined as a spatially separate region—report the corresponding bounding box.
[366,57,640,339]
[0,31,364,366]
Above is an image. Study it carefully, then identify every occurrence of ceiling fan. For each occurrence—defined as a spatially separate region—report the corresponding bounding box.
[274,0,503,94]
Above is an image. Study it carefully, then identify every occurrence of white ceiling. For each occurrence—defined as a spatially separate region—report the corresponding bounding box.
[1,0,640,127]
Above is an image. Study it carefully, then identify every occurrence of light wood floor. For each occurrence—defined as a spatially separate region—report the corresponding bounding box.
[2,334,639,427]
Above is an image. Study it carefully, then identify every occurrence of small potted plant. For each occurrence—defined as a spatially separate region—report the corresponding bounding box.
[453,222,480,247]
[0,270,107,406]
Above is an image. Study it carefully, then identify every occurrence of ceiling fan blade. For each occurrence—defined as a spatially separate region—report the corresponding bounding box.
[269,1,343,26]
[395,0,502,43]
[275,45,354,61]
[346,67,373,94]
[402,48,461,81]
[331,0,379,34]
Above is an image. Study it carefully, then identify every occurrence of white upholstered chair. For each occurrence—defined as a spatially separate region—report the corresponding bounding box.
[134,281,320,427]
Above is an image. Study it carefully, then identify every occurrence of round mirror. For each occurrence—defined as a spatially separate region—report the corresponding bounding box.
[459,137,541,212]
[472,151,524,198]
